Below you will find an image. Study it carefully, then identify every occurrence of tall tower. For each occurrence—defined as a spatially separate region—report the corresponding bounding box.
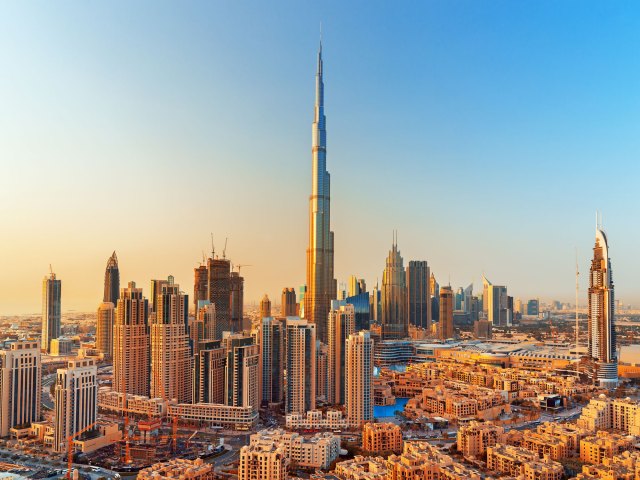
[381,236,407,339]
[42,270,61,353]
[588,227,617,387]
[281,288,297,317]
[113,282,150,397]
[439,286,454,340]
[96,302,115,359]
[208,257,232,335]
[304,41,337,344]
[259,317,284,407]
[103,251,120,305]
[151,282,192,403]
[230,271,244,332]
[285,318,316,414]
[193,263,208,314]
[406,261,431,329]
[327,302,355,405]
[345,330,374,427]
[260,294,271,319]
[222,333,259,410]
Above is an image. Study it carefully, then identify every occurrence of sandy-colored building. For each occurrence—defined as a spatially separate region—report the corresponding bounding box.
[239,440,288,480]
[138,458,215,479]
[487,444,563,480]
[362,422,403,455]
[457,421,506,457]
[580,431,635,464]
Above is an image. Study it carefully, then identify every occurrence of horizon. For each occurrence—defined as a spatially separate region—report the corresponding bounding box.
[1,1,639,314]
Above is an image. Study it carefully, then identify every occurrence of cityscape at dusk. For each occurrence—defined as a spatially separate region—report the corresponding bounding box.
[1,2,640,480]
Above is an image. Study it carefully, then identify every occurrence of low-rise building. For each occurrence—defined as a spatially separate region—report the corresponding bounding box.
[486,444,563,480]
[457,421,506,458]
[362,422,403,455]
[285,410,348,431]
[239,440,288,480]
[521,431,569,460]
[536,422,591,453]
[579,431,635,464]
[334,455,388,480]
[137,458,214,479]
[250,428,339,470]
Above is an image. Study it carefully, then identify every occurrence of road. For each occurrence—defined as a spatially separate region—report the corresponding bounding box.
[42,373,55,410]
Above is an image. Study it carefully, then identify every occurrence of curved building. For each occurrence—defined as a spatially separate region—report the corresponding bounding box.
[588,228,617,387]
[103,251,120,305]
[381,237,407,339]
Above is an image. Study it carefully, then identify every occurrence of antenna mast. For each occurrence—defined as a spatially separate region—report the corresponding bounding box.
[575,248,580,377]
[210,233,215,258]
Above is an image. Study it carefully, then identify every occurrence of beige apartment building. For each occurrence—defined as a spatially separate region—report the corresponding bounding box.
[486,444,563,480]
[363,422,403,455]
[238,440,288,480]
[457,421,506,457]
[580,431,635,464]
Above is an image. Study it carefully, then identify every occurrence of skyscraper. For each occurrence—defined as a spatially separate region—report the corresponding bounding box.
[42,270,61,353]
[406,260,431,329]
[96,302,115,359]
[150,277,171,315]
[348,276,366,298]
[113,281,150,397]
[483,276,508,326]
[381,237,407,339]
[53,357,97,452]
[208,257,232,335]
[281,288,297,317]
[103,251,120,305]
[588,227,617,387]
[198,302,219,341]
[327,302,355,405]
[230,271,244,332]
[260,294,271,319]
[193,263,208,314]
[304,42,337,344]
[194,340,226,404]
[222,333,259,410]
[285,318,316,414]
[259,317,284,407]
[439,286,454,340]
[345,330,374,427]
[0,341,41,437]
[430,273,439,322]
[151,281,192,403]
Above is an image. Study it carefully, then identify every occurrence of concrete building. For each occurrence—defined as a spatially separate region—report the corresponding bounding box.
[381,236,407,339]
[194,340,226,404]
[42,270,61,353]
[150,281,192,403]
[328,301,355,404]
[197,303,218,341]
[96,302,114,359]
[221,333,259,410]
[439,286,454,340]
[260,317,284,406]
[580,431,635,464]
[259,294,271,319]
[103,251,120,306]
[362,422,403,455]
[168,403,258,430]
[521,430,569,460]
[578,396,640,435]
[286,318,316,414]
[230,271,244,332]
[207,257,232,336]
[138,458,215,480]
[193,263,208,315]
[250,428,340,469]
[473,319,492,339]
[113,281,150,396]
[457,421,506,458]
[281,288,297,317]
[345,330,374,427]
[53,357,97,452]
[49,338,73,356]
[316,341,329,402]
[406,260,431,329]
[285,410,348,431]
[304,42,337,345]
[0,341,41,437]
[238,440,288,480]
[486,444,563,480]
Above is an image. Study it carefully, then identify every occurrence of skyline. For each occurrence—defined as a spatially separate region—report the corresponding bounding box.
[2,1,640,314]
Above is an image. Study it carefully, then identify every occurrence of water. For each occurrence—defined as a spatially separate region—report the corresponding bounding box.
[374,397,409,418]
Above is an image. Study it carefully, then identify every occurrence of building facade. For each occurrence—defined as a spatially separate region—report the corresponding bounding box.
[345,330,374,427]
[381,238,407,340]
[285,318,316,414]
[407,260,431,329]
[42,270,62,353]
[439,286,454,340]
[328,302,355,404]
[96,302,114,359]
[103,251,120,305]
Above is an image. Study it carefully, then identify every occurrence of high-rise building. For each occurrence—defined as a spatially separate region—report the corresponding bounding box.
[230,271,244,332]
[370,283,381,324]
[473,319,492,339]
[483,276,508,326]
[527,299,540,316]
[281,288,297,317]
[150,277,171,315]
[348,276,366,298]
[197,302,218,341]
[463,284,473,314]
[113,281,150,396]
[151,281,192,403]
[381,237,407,339]
[406,261,431,329]
[304,42,337,345]
[260,294,271,319]
[430,273,439,322]
[208,257,232,335]
[53,357,97,452]
[260,317,284,407]
[316,341,329,402]
[439,286,454,340]
[345,292,371,332]
[589,228,617,387]
[0,341,41,437]
[345,331,374,427]
[222,333,259,410]
[238,441,288,480]
[42,270,61,353]
[285,318,316,414]
[327,302,355,405]
[193,263,208,315]
[103,251,120,305]
[194,339,226,404]
[96,302,115,359]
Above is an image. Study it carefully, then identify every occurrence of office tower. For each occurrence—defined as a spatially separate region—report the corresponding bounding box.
[337,284,347,301]
[223,333,259,410]
[285,318,316,414]
[113,281,150,396]
[103,251,120,305]
[208,257,232,334]
[483,276,508,326]
[197,302,218,341]
[463,284,473,314]
[96,302,115,359]
[515,298,523,315]
[346,292,371,332]
[455,287,464,311]
[281,288,297,317]
[53,357,97,452]
[430,273,439,322]
[482,275,491,318]
[439,286,454,340]
[370,283,381,323]
[406,261,431,329]
[381,237,407,339]
[316,341,328,402]
[260,294,271,319]
[304,42,337,345]
[298,285,307,318]
[345,331,374,427]
[348,276,366,298]
[193,263,208,314]
[473,319,492,339]
[230,271,244,332]
[149,277,171,315]
[527,299,540,316]
[0,341,41,437]
[507,296,514,326]
[42,270,61,353]
[194,340,226,404]
[238,441,288,480]
[470,296,480,322]
[327,302,355,404]
[588,227,617,387]
[151,282,192,403]
[260,317,284,406]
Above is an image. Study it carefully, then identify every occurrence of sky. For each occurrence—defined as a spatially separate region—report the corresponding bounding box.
[0,1,639,315]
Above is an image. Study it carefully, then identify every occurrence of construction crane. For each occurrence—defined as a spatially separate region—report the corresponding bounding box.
[67,422,97,479]
[155,374,179,454]
[234,264,252,275]
[222,237,228,259]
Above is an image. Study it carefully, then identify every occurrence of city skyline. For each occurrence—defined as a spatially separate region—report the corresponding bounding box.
[2,1,640,314]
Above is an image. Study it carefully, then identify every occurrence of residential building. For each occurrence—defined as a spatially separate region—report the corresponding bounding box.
[260,317,284,406]
[362,422,403,455]
[281,288,297,317]
[406,260,431,329]
[222,333,259,410]
[457,421,506,457]
[138,458,214,480]
[96,302,114,359]
[42,270,61,353]
[238,440,288,480]
[345,330,374,426]
[285,318,316,414]
[250,428,340,469]
[328,301,355,404]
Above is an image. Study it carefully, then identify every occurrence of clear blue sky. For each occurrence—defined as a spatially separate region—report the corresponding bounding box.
[1,1,639,314]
